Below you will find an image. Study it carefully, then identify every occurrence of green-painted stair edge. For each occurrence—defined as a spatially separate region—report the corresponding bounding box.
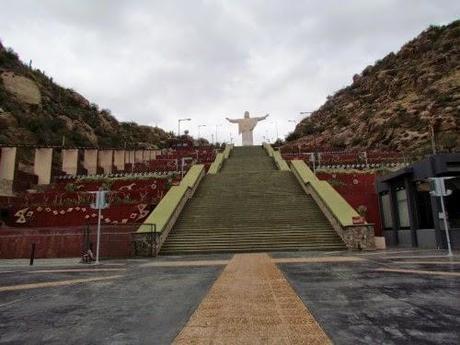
[263,142,274,157]
[273,151,290,171]
[290,160,361,227]
[208,144,233,174]
[290,160,375,249]
[224,144,234,159]
[137,164,205,234]
[263,143,290,171]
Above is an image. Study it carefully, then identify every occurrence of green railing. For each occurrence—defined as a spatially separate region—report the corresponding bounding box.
[208,153,224,174]
[263,142,274,157]
[263,143,290,171]
[137,164,205,234]
[290,160,361,227]
[208,144,233,174]
[273,151,290,171]
[181,163,205,189]
[223,144,233,159]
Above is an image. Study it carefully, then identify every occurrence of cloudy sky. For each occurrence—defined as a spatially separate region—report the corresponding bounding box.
[1,1,459,145]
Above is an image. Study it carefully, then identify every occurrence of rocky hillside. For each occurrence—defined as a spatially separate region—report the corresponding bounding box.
[287,20,460,154]
[0,41,172,148]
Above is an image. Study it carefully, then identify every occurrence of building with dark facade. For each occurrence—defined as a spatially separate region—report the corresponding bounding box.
[377,153,460,249]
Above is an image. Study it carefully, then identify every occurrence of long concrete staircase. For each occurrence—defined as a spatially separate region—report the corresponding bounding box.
[160,146,346,254]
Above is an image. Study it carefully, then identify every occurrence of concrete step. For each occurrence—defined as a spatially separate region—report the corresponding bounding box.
[161,240,345,248]
[174,223,330,228]
[164,237,343,244]
[170,228,336,235]
[168,228,339,235]
[160,244,346,255]
[174,222,331,228]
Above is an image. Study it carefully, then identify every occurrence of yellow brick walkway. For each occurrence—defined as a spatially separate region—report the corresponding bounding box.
[173,253,331,344]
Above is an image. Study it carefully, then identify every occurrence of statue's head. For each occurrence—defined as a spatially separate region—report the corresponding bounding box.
[244,111,250,118]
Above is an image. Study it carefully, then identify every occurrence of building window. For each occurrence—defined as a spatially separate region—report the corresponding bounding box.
[415,181,434,229]
[381,193,393,229]
[396,188,410,228]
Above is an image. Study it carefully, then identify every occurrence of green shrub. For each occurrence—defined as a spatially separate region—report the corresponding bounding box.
[285,131,301,142]
[336,114,351,126]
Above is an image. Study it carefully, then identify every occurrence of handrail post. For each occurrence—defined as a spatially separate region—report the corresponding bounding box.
[148,223,158,257]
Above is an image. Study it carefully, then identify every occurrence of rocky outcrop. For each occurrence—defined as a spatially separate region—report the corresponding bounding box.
[1,72,41,105]
[0,42,172,148]
[287,20,460,154]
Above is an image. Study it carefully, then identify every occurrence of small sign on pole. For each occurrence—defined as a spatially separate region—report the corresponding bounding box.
[90,190,109,264]
[429,177,454,257]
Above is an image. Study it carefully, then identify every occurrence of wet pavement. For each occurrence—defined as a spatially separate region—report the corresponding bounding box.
[278,249,460,345]
[0,258,224,345]
[0,249,458,344]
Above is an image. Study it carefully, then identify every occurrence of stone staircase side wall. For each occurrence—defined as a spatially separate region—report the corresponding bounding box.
[291,160,375,250]
[134,165,206,256]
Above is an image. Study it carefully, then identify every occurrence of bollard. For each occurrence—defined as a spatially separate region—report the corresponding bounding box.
[30,243,36,266]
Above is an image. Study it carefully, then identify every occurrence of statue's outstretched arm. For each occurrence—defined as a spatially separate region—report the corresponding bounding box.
[255,113,269,121]
[226,117,239,123]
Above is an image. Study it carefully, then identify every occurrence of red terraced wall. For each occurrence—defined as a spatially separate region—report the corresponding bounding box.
[316,172,383,236]
[3,204,153,228]
[49,177,170,193]
[281,151,405,166]
[0,225,139,258]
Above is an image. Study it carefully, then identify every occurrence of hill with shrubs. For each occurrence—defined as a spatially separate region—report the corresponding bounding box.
[287,20,460,154]
[0,41,172,149]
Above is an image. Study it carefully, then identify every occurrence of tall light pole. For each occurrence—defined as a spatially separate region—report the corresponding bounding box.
[178,118,191,136]
[270,121,279,140]
[265,130,271,143]
[430,122,437,155]
[198,124,206,138]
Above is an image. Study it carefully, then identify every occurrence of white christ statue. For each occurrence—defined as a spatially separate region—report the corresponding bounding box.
[226,111,269,146]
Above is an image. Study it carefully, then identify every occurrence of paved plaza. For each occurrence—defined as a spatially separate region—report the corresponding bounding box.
[0,249,459,344]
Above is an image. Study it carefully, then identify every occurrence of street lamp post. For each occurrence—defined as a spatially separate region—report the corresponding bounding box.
[178,118,191,136]
[430,122,437,155]
[198,124,206,138]
[270,122,279,140]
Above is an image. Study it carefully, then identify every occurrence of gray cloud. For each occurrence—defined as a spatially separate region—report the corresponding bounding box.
[1,0,459,144]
